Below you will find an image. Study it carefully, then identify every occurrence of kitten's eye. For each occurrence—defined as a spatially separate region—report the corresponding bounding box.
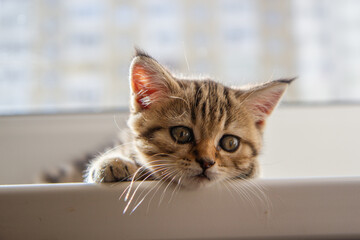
[170,126,193,144]
[219,135,240,152]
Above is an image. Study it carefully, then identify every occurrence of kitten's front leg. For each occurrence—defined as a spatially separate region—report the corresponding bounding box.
[85,156,139,183]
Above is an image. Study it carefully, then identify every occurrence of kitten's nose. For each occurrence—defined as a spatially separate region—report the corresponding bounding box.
[196,157,215,170]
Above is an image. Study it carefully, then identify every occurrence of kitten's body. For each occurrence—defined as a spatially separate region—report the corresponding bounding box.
[41,49,293,189]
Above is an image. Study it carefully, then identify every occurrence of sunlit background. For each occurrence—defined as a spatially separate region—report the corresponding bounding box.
[0,0,359,114]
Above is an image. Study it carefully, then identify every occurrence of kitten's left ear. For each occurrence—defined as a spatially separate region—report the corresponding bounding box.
[239,79,295,127]
[129,49,180,111]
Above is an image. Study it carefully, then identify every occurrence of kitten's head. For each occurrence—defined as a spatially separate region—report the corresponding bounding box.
[128,49,293,188]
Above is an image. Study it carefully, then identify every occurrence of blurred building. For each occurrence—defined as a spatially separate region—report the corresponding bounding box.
[0,0,359,114]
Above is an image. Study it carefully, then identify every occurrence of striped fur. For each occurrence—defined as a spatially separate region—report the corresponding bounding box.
[43,49,293,188]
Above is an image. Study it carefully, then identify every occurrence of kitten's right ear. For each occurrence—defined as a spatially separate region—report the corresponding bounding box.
[238,78,295,127]
[129,49,179,111]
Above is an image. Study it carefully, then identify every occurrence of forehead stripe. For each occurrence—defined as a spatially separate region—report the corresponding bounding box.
[140,126,163,139]
[242,140,258,157]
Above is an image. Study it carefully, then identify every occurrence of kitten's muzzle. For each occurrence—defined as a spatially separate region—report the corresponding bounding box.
[196,172,211,181]
[196,157,215,171]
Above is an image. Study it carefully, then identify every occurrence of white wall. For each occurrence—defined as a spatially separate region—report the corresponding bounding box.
[262,105,360,178]
[0,105,359,185]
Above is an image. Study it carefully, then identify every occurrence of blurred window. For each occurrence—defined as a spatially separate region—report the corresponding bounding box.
[0,0,359,114]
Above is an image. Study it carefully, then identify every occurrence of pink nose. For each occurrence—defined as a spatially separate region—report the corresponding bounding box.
[196,157,215,170]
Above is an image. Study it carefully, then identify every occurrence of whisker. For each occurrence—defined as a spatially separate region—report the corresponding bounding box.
[130,168,179,214]
[123,159,177,208]
[145,170,179,213]
[148,153,179,159]
[124,160,180,214]
[113,115,123,131]
[221,180,238,202]
[119,184,131,201]
[124,160,171,201]
[123,167,167,213]
[232,179,258,203]
[240,178,272,213]
[182,41,190,72]
[225,179,255,209]
[224,176,272,215]
[168,174,183,204]
[133,167,176,205]
[158,171,180,206]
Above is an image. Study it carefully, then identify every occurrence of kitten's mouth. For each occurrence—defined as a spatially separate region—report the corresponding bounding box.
[181,172,216,189]
[194,173,211,181]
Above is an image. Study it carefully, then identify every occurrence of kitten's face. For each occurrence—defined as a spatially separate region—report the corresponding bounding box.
[128,50,292,188]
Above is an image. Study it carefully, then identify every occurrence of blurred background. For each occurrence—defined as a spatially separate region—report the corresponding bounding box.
[1,0,360,185]
[0,0,359,115]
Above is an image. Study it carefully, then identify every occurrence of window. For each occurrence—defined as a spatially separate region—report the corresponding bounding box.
[1,0,359,114]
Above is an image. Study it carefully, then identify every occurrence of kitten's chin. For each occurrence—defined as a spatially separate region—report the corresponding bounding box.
[179,175,217,190]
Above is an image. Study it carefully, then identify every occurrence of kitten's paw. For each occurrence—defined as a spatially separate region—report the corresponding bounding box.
[86,158,138,183]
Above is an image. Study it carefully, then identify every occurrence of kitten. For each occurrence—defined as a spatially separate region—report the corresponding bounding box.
[81,49,294,188]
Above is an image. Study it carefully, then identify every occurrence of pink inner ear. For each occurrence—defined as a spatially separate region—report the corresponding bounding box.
[131,63,159,109]
[254,91,282,114]
[251,90,283,124]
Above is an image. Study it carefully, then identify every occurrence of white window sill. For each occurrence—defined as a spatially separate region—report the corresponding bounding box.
[1,177,360,239]
[1,105,360,239]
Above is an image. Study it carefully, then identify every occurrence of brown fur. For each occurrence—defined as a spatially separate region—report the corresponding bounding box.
[41,49,293,188]
[83,49,293,188]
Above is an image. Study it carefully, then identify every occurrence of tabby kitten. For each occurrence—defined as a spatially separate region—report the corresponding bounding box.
[84,49,293,188]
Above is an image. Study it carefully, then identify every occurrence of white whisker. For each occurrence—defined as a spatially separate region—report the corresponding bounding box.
[123,167,167,214]
[225,179,255,209]
[158,172,180,206]
[130,168,179,214]
[124,160,170,201]
[168,175,183,204]
[133,167,176,205]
